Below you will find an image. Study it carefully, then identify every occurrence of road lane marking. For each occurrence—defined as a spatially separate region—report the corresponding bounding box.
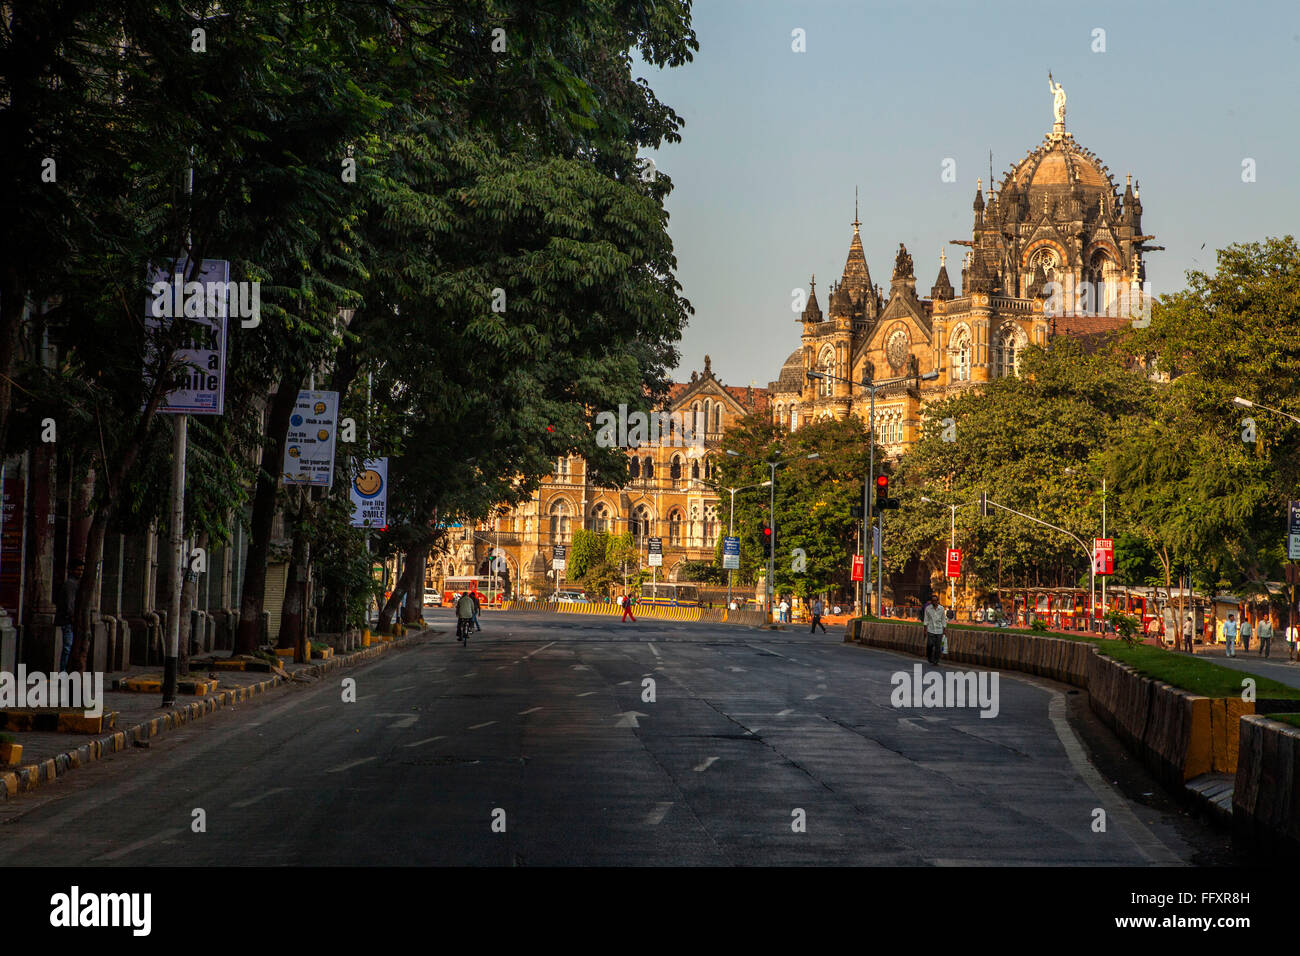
[644,802,673,825]
[518,706,542,715]
[326,757,377,773]
[776,708,794,716]
[693,757,719,772]
[388,715,418,729]
[404,736,445,748]
[231,787,291,809]
[576,691,596,697]
[804,694,822,700]
[468,721,496,730]
[94,828,184,862]
[523,641,556,659]
[462,672,477,678]
[390,686,413,694]
[648,643,660,658]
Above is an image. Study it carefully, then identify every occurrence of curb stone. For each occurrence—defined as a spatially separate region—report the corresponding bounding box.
[0,630,427,801]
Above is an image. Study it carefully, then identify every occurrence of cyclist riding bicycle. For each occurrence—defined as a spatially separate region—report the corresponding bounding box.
[456,590,476,643]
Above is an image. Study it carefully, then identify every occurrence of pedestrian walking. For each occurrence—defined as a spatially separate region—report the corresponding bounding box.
[923,595,946,665]
[1258,616,1273,658]
[1182,614,1194,654]
[55,559,84,672]
[1240,615,1252,653]
[1224,613,1238,657]
[809,597,827,634]
[621,593,637,623]
[778,599,789,624]
[471,589,482,632]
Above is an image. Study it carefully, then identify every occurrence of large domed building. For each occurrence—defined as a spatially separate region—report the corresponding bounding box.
[769,88,1156,455]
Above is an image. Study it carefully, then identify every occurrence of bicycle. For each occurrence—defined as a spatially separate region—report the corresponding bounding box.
[456,617,472,643]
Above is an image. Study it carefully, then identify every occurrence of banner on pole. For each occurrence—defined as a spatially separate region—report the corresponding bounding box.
[1093,538,1114,576]
[851,554,864,582]
[282,390,340,487]
[552,545,567,571]
[144,258,228,415]
[349,458,388,528]
[648,537,663,567]
[946,548,962,578]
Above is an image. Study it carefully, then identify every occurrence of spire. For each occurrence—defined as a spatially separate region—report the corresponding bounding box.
[931,247,954,301]
[853,186,860,233]
[802,274,822,323]
[840,217,872,294]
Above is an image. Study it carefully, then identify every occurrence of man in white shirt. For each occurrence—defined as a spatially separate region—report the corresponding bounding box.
[923,595,947,664]
[779,599,789,624]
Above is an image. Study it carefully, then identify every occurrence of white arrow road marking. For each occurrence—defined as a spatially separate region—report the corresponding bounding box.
[404,736,445,748]
[614,711,647,728]
[518,707,542,715]
[693,757,719,772]
[327,757,377,773]
[468,721,496,730]
[231,787,290,809]
[388,715,418,729]
[776,708,794,716]
[644,802,673,825]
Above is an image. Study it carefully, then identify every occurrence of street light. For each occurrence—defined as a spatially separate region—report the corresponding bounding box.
[807,366,939,615]
[1065,466,1108,627]
[726,448,819,617]
[723,480,770,608]
[1234,395,1300,425]
[920,495,975,613]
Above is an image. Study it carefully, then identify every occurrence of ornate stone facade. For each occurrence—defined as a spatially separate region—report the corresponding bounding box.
[768,102,1155,456]
[438,356,769,597]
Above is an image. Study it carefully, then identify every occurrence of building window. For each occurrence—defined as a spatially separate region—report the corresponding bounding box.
[691,459,700,481]
[548,500,571,543]
[703,504,718,546]
[818,347,835,396]
[591,503,611,534]
[713,403,722,433]
[670,455,682,484]
[995,326,1023,379]
[631,504,652,540]
[629,457,640,480]
[556,456,569,479]
[949,326,971,382]
[668,509,683,546]
[643,456,654,480]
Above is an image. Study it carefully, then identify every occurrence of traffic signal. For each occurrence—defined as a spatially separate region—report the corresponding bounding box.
[875,473,899,510]
[978,491,988,517]
[759,521,773,557]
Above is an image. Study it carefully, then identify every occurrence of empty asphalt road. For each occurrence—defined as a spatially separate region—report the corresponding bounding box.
[0,610,1222,865]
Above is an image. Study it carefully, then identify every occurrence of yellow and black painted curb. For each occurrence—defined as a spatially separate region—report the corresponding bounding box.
[0,629,427,802]
[0,710,118,734]
[114,675,219,695]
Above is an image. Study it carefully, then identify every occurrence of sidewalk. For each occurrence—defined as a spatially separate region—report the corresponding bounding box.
[0,629,433,800]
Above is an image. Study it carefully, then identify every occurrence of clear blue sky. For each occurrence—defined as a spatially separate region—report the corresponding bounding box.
[641,0,1300,387]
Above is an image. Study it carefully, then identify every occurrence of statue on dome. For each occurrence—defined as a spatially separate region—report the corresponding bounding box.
[1048,72,1066,127]
[893,243,913,279]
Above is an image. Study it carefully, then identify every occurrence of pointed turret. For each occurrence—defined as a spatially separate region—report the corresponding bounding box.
[972,177,984,229]
[930,249,954,301]
[802,274,822,323]
[840,217,873,294]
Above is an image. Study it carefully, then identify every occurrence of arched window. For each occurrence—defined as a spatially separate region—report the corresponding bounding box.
[704,400,712,434]
[590,502,611,534]
[631,504,653,539]
[548,500,571,543]
[995,325,1024,379]
[690,459,700,481]
[703,503,718,546]
[777,404,786,427]
[670,455,682,483]
[949,325,971,382]
[668,509,684,546]
[556,456,569,479]
[693,402,702,435]
[629,457,640,480]
[818,346,835,397]
[790,409,799,431]
[713,402,722,433]
[643,456,654,480]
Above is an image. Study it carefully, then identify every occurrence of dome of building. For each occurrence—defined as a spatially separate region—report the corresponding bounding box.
[775,348,805,391]
[1005,135,1112,194]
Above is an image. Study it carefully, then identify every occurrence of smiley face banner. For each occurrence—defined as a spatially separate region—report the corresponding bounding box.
[282,390,340,487]
[350,458,388,529]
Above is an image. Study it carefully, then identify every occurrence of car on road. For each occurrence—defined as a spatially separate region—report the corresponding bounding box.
[423,588,442,607]
[551,590,589,603]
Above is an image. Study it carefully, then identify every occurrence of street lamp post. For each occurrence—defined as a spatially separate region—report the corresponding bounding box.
[724,481,770,609]
[807,367,940,616]
[921,496,975,613]
[727,450,818,618]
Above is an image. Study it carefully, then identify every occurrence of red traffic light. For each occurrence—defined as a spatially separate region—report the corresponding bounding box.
[875,474,889,492]
[762,524,771,537]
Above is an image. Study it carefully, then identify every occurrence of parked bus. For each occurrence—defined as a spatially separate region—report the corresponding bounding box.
[638,583,702,608]
[441,575,508,607]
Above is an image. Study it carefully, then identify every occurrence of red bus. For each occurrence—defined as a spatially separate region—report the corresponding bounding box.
[442,575,508,607]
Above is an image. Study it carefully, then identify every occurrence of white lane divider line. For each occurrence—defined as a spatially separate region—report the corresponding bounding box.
[776,708,794,716]
[523,641,557,659]
[326,757,377,774]
[231,787,291,809]
[404,736,446,748]
[648,643,661,658]
[388,715,418,729]
[693,756,719,772]
[644,802,673,825]
[468,720,496,730]
[94,828,185,862]
[390,686,413,694]
[804,694,822,700]
[518,707,542,715]
[576,691,597,697]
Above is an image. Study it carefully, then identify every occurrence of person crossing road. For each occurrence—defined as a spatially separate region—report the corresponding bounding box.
[923,595,947,665]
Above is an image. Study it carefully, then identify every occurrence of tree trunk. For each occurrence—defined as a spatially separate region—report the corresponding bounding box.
[234,374,304,654]
[279,497,310,654]
[377,581,405,632]
[400,542,429,625]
